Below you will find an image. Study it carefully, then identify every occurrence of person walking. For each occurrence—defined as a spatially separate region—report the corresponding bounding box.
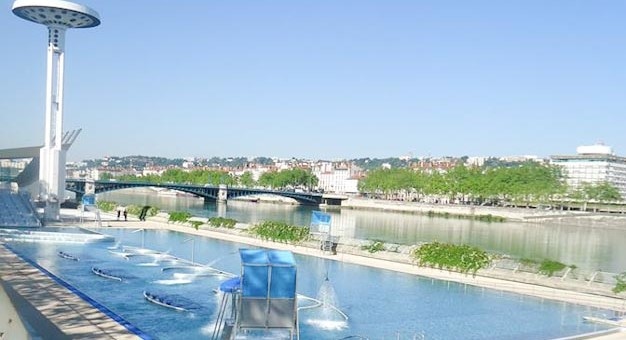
[116,206,121,220]
[139,205,150,221]
[123,207,128,221]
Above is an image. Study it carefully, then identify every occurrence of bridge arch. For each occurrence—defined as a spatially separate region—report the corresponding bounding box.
[66,180,322,205]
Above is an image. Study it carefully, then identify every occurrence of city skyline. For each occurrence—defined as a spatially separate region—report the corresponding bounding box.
[2,1,626,162]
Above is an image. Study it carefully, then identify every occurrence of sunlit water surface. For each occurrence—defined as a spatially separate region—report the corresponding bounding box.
[4,227,615,339]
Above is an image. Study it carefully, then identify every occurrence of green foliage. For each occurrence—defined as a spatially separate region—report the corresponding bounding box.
[168,211,192,223]
[410,242,491,275]
[238,171,256,187]
[99,172,114,181]
[124,205,142,216]
[117,169,237,186]
[248,221,310,243]
[613,272,626,294]
[573,182,622,203]
[359,162,566,207]
[208,217,237,228]
[189,220,204,230]
[538,259,566,277]
[358,168,428,196]
[257,168,318,190]
[147,206,159,217]
[352,157,414,171]
[361,240,386,253]
[96,200,117,212]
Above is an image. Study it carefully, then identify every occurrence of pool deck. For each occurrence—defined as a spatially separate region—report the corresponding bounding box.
[1,209,625,339]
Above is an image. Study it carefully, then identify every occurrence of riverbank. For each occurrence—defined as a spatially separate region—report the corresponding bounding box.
[340,197,626,226]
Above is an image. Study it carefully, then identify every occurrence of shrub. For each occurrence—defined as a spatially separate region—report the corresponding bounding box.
[538,259,566,277]
[125,205,142,216]
[208,217,237,228]
[410,242,491,276]
[361,240,386,253]
[147,206,159,217]
[613,272,626,294]
[168,211,192,223]
[189,220,204,230]
[248,221,310,244]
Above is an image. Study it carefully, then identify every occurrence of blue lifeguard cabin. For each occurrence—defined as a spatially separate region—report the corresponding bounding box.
[212,249,298,340]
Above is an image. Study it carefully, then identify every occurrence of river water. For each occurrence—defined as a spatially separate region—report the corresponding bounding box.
[98,190,626,273]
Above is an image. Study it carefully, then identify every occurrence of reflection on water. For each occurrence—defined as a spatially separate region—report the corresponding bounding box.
[99,190,626,272]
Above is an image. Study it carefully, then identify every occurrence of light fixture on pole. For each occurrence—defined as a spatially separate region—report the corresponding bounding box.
[12,0,100,220]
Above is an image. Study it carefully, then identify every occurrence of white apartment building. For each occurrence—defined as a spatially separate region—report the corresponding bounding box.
[312,162,361,194]
[551,144,626,199]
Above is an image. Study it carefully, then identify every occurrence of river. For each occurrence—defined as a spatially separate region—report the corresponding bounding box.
[98,190,626,273]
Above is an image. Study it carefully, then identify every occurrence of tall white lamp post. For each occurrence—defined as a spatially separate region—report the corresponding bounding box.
[12,0,100,220]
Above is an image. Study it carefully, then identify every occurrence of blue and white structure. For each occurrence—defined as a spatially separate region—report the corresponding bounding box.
[213,249,299,339]
[12,0,100,220]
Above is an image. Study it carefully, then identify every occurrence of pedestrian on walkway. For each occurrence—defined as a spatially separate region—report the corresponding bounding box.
[123,207,128,221]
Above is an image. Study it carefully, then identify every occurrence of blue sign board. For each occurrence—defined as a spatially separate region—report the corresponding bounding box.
[82,194,95,206]
[311,211,331,233]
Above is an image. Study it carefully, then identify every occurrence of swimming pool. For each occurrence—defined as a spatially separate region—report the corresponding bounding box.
[4,227,615,339]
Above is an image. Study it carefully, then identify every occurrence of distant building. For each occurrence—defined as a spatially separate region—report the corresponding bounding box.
[551,144,626,199]
[410,158,458,173]
[465,156,488,167]
[312,162,362,194]
[500,155,541,163]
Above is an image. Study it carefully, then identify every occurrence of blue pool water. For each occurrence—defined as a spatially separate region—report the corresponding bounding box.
[4,227,615,339]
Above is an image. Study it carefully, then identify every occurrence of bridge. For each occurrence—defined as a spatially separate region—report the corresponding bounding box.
[65,179,324,205]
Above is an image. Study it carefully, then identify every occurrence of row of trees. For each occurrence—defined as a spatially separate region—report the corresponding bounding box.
[358,162,622,205]
[110,168,318,191]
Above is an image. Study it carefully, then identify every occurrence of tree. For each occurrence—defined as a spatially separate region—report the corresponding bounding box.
[99,172,114,181]
[258,169,318,190]
[573,182,622,211]
[239,171,256,187]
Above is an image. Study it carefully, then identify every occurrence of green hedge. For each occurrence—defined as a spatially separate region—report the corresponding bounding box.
[189,220,204,230]
[538,259,566,277]
[208,217,237,228]
[410,242,491,276]
[248,221,310,244]
[168,211,192,223]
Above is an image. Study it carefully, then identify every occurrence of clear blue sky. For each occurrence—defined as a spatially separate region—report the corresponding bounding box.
[2,1,626,162]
